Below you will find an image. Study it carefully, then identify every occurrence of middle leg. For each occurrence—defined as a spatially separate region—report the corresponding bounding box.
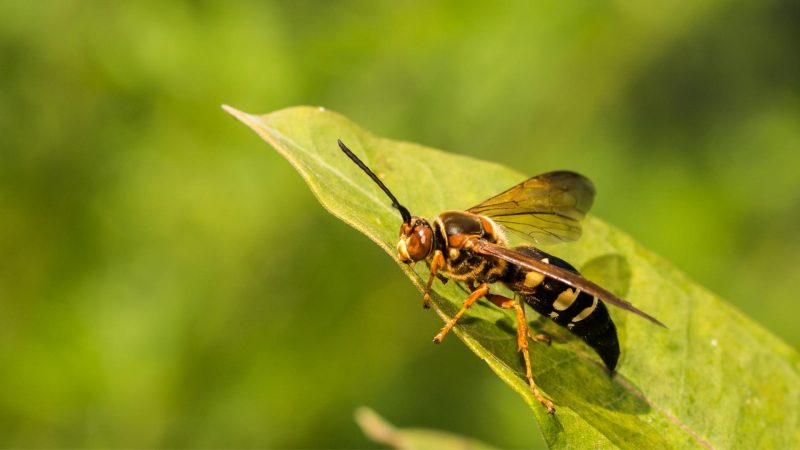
[432,283,489,343]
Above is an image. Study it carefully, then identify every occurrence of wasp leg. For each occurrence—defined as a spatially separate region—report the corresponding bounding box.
[486,293,514,308]
[513,298,555,414]
[432,283,489,343]
[485,295,530,351]
[487,293,554,412]
[422,250,444,308]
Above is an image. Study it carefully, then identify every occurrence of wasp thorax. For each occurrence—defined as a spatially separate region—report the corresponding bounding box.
[397,217,433,263]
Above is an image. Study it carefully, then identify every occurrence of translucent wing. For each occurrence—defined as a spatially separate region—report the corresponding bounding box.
[471,239,666,327]
[468,171,595,245]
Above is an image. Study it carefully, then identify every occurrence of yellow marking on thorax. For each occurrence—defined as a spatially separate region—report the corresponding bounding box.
[449,248,460,260]
[553,288,579,311]
[572,297,599,322]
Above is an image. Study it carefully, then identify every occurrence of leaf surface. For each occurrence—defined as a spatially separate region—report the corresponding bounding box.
[224,105,800,449]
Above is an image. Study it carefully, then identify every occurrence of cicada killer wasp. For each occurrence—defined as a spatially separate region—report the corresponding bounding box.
[337,140,665,413]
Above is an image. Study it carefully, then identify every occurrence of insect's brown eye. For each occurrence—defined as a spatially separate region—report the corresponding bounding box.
[406,225,433,261]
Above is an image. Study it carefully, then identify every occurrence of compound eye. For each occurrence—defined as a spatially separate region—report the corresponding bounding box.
[406,225,433,261]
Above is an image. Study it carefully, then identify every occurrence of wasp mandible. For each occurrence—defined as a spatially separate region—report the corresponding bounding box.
[337,140,665,414]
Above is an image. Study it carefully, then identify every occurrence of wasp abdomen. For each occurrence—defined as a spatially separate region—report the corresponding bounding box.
[503,246,620,372]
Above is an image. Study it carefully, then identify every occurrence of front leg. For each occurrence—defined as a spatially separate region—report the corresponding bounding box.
[422,249,444,308]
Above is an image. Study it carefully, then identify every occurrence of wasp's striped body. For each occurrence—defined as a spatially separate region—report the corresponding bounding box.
[337,140,664,414]
[503,246,620,371]
[427,211,620,372]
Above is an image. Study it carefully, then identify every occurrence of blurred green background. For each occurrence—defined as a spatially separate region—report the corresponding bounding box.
[1,1,798,448]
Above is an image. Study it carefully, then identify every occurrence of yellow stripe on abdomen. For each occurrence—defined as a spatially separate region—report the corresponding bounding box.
[553,288,579,311]
[572,297,599,322]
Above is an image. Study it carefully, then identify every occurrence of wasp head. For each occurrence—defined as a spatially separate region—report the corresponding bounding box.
[337,139,433,263]
[397,217,434,263]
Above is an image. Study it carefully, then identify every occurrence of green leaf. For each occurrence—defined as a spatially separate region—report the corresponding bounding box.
[223,105,800,449]
[355,407,497,450]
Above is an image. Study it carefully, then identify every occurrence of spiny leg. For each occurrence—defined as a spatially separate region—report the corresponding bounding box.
[513,299,555,414]
[486,294,554,412]
[524,315,552,344]
[486,294,538,351]
[433,287,556,413]
[422,250,444,308]
[487,295,532,352]
[486,294,556,414]
[432,283,489,343]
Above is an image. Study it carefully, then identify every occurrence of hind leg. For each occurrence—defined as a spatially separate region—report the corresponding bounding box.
[487,294,555,414]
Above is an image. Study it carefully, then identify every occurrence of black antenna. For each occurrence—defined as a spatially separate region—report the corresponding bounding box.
[337,139,412,224]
